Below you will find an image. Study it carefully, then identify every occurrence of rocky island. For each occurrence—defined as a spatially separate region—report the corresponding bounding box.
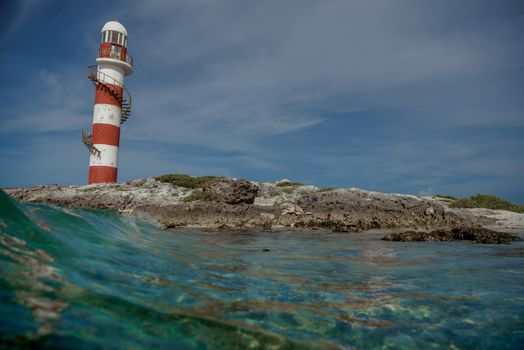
[4,175,523,244]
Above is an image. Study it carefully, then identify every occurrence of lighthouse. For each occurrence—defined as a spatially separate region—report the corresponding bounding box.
[83,20,133,184]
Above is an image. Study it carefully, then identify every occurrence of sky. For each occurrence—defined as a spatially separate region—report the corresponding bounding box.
[0,0,523,202]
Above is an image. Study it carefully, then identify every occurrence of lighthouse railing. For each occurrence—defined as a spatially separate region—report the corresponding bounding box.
[125,53,133,66]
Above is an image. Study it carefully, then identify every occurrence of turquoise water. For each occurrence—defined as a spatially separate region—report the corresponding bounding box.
[1,190,523,349]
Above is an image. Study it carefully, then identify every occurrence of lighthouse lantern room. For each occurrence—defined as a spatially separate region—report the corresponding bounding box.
[83,20,133,184]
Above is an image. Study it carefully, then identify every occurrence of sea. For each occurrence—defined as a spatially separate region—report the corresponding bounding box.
[1,189,523,349]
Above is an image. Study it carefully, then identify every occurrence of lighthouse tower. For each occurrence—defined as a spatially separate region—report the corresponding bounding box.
[83,20,133,184]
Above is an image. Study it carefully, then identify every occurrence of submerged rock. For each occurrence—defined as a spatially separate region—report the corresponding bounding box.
[382,227,521,244]
[382,230,453,242]
[450,227,521,244]
[496,248,524,257]
[202,178,258,205]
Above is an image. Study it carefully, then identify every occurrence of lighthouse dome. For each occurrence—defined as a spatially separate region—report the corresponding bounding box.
[101,21,128,36]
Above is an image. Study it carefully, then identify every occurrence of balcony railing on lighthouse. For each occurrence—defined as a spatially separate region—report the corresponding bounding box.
[98,44,133,67]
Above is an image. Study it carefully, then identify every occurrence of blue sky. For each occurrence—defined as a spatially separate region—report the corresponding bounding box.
[1,0,523,202]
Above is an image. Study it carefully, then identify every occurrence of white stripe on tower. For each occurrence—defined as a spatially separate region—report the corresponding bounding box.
[92,104,121,127]
[89,144,119,167]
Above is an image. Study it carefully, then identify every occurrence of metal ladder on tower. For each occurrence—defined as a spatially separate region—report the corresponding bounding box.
[83,65,133,156]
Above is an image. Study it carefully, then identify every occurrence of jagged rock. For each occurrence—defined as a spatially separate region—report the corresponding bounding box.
[425,207,435,216]
[449,227,521,244]
[281,205,304,216]
[294,190,468,232]
[202,178,258,205]
[259,212,275,220]
[382,227,521,244]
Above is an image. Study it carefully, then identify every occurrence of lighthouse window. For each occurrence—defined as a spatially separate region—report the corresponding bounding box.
[110,31,119,43]
[113,45,121,59]
[102,31,110,43]
[100,30,127,45]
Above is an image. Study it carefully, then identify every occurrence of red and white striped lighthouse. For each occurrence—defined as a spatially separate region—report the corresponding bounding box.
[83,20,133,184]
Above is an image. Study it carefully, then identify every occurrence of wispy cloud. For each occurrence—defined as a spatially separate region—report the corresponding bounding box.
[117,0,524,150]
[0,68,91,134]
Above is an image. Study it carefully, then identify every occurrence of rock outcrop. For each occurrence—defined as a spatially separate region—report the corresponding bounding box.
[382,227,521,244]
[202,178,258,204]
[292,189,466,232]
[4,176,519,239]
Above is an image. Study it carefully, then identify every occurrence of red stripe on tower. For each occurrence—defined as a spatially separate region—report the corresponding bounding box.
[89,166,118,184]
[92,124,120,147]
[94,84,123,106]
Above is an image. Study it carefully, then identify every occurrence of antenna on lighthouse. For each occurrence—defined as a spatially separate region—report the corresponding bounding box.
[82,20,134,184]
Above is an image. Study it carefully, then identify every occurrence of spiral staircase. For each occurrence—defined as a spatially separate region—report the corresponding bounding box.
[82,66,132,157]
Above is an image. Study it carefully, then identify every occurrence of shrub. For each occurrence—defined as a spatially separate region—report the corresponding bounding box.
[282,188,294,195]
[183,189,205,202]
[435,194,457,201]
[155,174,222,189]
[319,187,335,192]
[276,181,303,187]
[450,194,524,213]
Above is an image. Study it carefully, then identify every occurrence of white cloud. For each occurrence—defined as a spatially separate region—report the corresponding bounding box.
[0,68,92,134]
[106,0,524,153]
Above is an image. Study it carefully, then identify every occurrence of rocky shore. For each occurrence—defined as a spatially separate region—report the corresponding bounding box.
[4,176,524,243]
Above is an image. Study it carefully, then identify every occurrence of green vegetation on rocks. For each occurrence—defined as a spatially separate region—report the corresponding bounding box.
[450,194,524,213]
[183,189,205,202]
[319,187,335,192]
[435,194,457,201]
[81,187,98,192]
[155,174,223,189]
[276,181,303,187]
